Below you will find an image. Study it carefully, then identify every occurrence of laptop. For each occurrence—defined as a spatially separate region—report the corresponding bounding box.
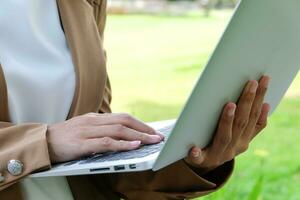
[31,0,300,177]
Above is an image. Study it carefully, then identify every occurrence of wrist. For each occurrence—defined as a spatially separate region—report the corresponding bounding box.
[183,158,217,175]
[46,125,58,163]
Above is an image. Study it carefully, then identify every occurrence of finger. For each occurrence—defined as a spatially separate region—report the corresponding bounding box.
[253,103,270,138]
[185,147,205,167]
[84,124,162,144]
[110,113,165,140]
[209,103,236,156]
[86,113,164,139]
[232,80,258,140]
[244,76,270,137]
[189,103,236,168]
[82,137,142,155]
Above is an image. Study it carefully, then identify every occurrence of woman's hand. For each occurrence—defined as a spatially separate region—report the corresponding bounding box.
[185,76,270,173]
[47,113,164,163]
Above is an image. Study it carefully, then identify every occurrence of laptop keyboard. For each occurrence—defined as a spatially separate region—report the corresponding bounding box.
[62,124,174,166]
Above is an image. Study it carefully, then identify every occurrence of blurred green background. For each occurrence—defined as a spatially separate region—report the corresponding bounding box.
[105,9,300,200]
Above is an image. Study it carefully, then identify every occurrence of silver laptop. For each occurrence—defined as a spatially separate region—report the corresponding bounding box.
[31,0,300,178]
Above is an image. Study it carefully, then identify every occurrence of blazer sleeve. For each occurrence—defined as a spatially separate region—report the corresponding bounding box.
[108,160,234,200]
[0,122,51,191]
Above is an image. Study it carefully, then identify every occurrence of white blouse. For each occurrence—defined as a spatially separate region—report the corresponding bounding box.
[0,0,75,199]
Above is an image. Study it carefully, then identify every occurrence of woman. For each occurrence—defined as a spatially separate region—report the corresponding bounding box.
[0,0,270,199]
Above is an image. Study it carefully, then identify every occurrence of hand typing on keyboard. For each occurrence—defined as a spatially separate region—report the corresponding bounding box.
[71,125,173,166]
[46,113,164,163]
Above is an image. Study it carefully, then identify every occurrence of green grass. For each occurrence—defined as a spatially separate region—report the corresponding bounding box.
[105,10,300,200]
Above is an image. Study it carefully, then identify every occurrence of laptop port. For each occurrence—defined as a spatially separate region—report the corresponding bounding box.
[114,165,125,171]
[129,164,136,169]
[90,167,110,172]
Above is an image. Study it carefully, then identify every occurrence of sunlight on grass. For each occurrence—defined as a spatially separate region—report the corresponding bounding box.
[105,11,231,119]
[286,75,300,98]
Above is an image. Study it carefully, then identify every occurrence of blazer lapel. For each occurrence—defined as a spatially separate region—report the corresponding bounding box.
[0,66,10,122]
[57,0,107,118]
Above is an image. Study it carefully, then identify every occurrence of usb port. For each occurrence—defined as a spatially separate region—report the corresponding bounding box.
[129,164,136,169]
[114,165,125,171]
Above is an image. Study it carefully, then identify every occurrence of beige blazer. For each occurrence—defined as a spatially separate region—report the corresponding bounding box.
[0,0,234,199]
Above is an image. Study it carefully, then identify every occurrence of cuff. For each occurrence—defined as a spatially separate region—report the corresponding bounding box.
[0,124,51,190]
[113,159,234,200]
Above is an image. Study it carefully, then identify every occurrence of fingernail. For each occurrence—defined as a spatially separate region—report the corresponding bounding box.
[192,148,200,158]
[150,135,162,143]
[263,76,270,87]
[228,104,236,116]
[250,81,258,93]
[130,141,141,147]
[264,103,271,112]
[156,131,165,140]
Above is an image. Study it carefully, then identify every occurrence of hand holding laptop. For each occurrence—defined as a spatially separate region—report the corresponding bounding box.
[185,76,270,173]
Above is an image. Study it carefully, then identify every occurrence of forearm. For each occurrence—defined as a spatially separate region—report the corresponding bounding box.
[111,159,234,200]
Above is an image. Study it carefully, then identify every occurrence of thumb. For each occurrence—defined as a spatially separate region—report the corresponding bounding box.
[185,147,205,167]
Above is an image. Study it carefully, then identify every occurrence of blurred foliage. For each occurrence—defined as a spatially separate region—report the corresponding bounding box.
[167,0,239,8]
[201,0,239,16]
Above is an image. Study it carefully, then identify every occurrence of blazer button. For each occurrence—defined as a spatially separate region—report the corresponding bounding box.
[7,160,24,176]
[0,173,4,183]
